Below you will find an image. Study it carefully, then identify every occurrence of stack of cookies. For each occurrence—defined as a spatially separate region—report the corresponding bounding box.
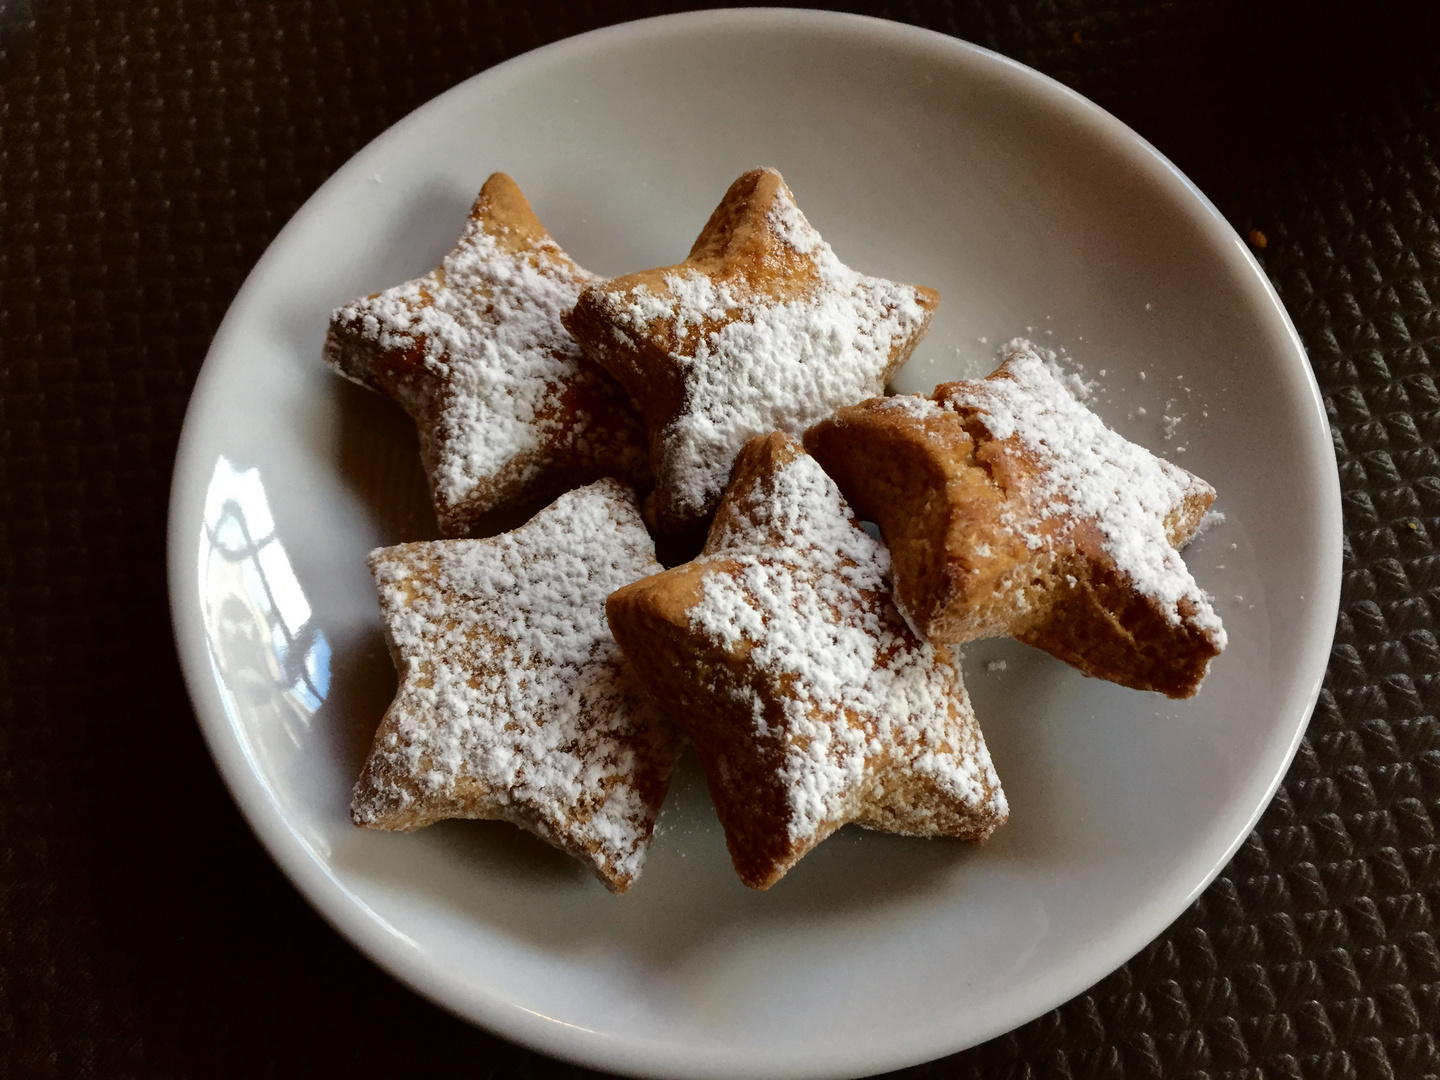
[327,168,1226,893]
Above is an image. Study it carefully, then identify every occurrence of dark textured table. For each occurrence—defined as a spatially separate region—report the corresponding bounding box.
[3,2,1439,1077]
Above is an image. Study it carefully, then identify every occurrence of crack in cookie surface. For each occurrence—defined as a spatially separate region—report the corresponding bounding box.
[806,340,1225,697]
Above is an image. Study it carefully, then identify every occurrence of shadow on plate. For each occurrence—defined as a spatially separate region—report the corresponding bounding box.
[330,741,1003,973]
[316,558,1137,979]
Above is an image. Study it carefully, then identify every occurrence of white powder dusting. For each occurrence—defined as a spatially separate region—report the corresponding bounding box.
[1193,508,1226,539]
[878,393,945,421]
[940,340,1225,642]
[330,211,614,505]
[356,479,678,883]
[1054,357,1094,403]
[687,446,1005,844]
[986,660,1008,673]
[599,178,931,524]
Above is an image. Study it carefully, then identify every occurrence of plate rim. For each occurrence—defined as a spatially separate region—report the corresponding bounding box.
[166,9,1343,1078]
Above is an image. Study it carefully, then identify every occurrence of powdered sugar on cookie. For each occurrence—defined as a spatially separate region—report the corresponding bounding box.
[333,222,602,503]
[688,449,1005,843]
[601,176,932,525]
[353,479,680,891]
[941,340,1225,641]
[327,175,650,535]
[875,393,945,421]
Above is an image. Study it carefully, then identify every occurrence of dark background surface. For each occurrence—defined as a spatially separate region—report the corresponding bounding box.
[3,1,1440,1077]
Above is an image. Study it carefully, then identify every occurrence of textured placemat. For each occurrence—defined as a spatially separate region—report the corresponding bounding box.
[2,1,1438,1077]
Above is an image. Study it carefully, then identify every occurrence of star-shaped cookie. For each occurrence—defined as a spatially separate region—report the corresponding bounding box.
[606,433,1006,889]
[352,478,682,893]
[563,167,939,535]
[804,340,1226,698]
[325,172,649,537]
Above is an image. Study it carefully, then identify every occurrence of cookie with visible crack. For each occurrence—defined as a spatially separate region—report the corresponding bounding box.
[804,340,1225,698]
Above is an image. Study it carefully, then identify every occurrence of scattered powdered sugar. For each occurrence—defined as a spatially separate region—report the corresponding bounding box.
[604,182,931,523]
[333,215,603,504]
[688,448,1005,843]
[986,660,1008,673]
[357,480,676,882]
[941,340,1225,642]
[1192,508,1226,539]
[1015,338,1095,401]
[1059,366,1095,401]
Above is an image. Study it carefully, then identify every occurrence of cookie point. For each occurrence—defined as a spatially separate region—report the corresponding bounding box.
[473,171,547,239]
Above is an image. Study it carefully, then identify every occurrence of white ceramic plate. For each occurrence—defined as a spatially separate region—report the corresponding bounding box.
[168,10,1341,1079]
